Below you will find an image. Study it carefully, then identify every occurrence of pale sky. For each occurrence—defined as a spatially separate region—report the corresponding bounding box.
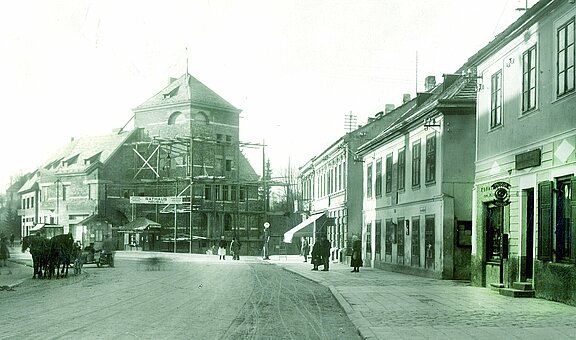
[0,0,531,192]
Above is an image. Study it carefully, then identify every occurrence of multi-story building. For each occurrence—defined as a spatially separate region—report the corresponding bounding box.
[17,73,265,254]
[17,129,143,247]
[291,96,415,262]
[468,0,576,305]
[129,73,264,254]
[357,75,476,279]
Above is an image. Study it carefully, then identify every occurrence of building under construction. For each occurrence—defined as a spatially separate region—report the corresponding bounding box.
[17,73,267,255]
[122,73,266,254]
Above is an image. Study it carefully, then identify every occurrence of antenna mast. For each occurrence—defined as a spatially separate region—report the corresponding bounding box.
[344,111,357,133]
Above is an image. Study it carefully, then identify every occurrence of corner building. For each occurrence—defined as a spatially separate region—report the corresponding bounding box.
[469,0,576,305]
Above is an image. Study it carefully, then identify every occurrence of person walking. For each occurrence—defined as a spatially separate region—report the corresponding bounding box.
[230,236,241,260]
[320,236,331,271]
[218,236,227,260]
[300,237,309,262]
[0,233,10,267]
[9,233,15,247]
[310,239,321,271]
[350,235,363,272]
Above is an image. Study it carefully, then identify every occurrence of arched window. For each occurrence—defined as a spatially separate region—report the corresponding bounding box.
[168,111,186,125]
[224,213,232,231]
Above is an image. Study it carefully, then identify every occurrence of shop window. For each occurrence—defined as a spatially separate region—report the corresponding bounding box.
[375,220,382,255]
[425,215,435,269]
[366,222,372,255]
[411,217,420,267]
[397,217,405,258]
[486,205,503,262]
[385,219,393,255]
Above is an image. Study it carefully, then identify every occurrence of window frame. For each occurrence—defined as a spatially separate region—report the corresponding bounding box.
[366,163,373,198]
[425,134,436,184]
[412,141,421,188]
[375,159,382,197]
[522,44,537,113]
[385,153,393,194]
[490,70,503,128]
[557,18,575,98]
[397,148,406,191]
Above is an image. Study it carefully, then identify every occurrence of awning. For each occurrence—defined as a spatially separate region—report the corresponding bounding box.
[29,224,45,232]
[29,223,62,233]
[283,213,325,243]
[119,217,161,232]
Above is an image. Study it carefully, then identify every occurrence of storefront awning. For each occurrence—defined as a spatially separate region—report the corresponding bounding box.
[119,217,161,232]
[283,213,325,243]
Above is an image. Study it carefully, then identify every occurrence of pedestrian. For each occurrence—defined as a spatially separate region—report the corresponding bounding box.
[321,235,331,271]
[300,237,309,262]
[262,223,270,260]
[10,233,15,247]
[350,235,363,273]
[218,236,227,260]
[230,236,241,260]
[0,234,10,267]
[310,239,321,271]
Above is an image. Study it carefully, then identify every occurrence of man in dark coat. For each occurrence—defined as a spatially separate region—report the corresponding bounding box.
[320,236,331,271]
[310,240,322,271]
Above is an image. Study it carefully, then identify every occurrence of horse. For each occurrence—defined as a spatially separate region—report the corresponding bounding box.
[21,235,49,279]
[47,233,74,279]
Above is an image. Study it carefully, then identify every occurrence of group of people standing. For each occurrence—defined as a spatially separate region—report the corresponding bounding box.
[217,236,241,260]
[301,234,363,273]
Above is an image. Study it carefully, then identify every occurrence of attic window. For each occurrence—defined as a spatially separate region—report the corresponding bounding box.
[163,86,179,99]
[84,152,102,165]
[62,154,79,167]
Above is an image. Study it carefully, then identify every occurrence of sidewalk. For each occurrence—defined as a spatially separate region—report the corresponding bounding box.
[0,246,33,290]
[268,255,576,340]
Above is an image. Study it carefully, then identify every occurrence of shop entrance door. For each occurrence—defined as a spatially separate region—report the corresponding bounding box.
[522,189,534,281]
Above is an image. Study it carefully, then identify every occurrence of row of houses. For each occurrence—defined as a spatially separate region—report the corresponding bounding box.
[292,0,576,306]
[13,73,268,254]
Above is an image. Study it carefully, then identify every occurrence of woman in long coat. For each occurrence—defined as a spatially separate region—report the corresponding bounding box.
[350,235,362,272]
[0,234,10,267]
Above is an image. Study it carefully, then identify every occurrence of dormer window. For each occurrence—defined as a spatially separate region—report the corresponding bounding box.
[163,86,179,99]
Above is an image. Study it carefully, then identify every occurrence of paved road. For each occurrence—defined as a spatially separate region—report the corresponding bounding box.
[0,253,360,340]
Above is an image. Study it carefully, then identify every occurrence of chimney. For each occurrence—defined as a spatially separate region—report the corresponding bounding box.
[169,77,178,85]
[385,104,395,114]
[403,94,411,103]
[425,76,436,91]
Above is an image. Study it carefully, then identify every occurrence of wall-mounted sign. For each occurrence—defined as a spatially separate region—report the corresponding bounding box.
[491,181,511,207]
[130,196,183,205]
[515,149,541,170]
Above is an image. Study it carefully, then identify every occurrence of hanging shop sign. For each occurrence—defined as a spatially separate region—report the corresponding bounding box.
[491,181,511,207]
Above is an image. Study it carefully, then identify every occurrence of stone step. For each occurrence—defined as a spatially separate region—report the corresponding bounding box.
[489,282,504,290]
[499,288,535,298]
[512,281,533,291]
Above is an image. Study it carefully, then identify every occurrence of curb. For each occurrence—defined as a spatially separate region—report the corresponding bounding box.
[279,265,375,340]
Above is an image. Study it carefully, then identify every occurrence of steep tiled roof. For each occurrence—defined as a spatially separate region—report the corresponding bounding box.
[358,75,476,154]
[41,130,137,175]
[134,73,239,112]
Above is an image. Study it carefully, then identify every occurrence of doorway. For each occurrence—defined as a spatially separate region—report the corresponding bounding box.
[522,188,534,281]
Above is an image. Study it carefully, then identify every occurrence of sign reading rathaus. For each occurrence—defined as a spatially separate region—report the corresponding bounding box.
[129,196,183,205]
